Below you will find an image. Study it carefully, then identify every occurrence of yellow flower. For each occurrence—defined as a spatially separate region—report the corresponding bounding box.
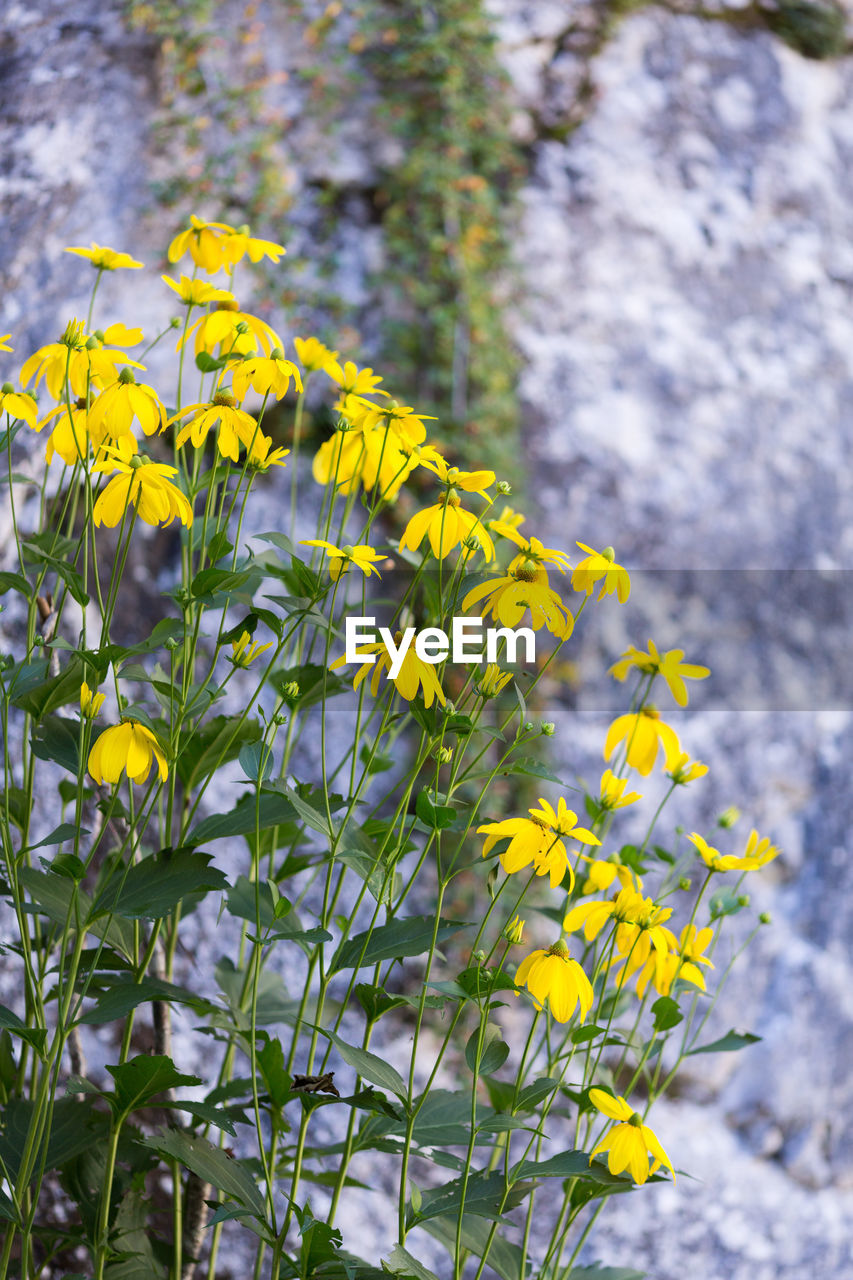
[326,358,385,397]
[167,215,236,273]
[668,752,708,785]
[503,532,572,575]
[400,492,495,563]
[228,348,303,400]
[93,442,193,529]
[688,828,779,873]
[598,769,641,811]
[331,633,445,708]
[462,563,572,639]
[603,707,682,776]
[628,923,715,998]
[230,631,273,667]
[87,370,166,440]
[88,720,168,785]
[609,640,710,707]
[222,227,286,266]
[479,798,599,892]
[20,324,142,401]
[0,383,37,429]
[300,539,384,581]
[65,243,143,271]
[572,543,630,603]
[515,940,594,1023]
[169,395,262,461]
[80,682,105,719]
[162,274,233,307]
[476,663,513,698]
[488,505,525,540]
[294,336,340,376]
[578,856,640,897]
[38,400,91,465]
[588,1089,674,1184]
[184,302,282,359]
[564,888,672,971]
[246,434,290,471]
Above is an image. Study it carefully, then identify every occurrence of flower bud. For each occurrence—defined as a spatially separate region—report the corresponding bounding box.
[235,321,250,335]
[270,346,285,361]
[84,335,100,350]
[433,745,453,764]
[472,949,487,966]
[496,480,511,495]
[164,636,179,651]
[541,722,555,737]
[737,894,750,908]
[504,914,525,944]
[523,721,534,733]
[118,367,136,385]
[281,680,300,700]
[759,911,772,925]
[718,806,740,829]
[169,316,181,329]
[679,877,692,891]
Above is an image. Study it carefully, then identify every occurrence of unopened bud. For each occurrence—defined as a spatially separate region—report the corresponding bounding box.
[273,712,288,726]
[679,877,692,891]
[85,335,100,350]
[759,911,772,925]
[164,636,179,651]
[541,722,555,737]
[718,806,740,829]
[472,949,487,966]
[523,721,534,733]
[281,680,300,700]
[433,745,453,764]
[737,894,750,908]
[496,480,511,495]
[235,321,249,335]
[117,367,136,385]
[169,316,181,329]
[270,346,285,361]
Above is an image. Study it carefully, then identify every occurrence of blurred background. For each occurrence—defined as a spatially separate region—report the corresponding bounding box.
[2,1,853,1276]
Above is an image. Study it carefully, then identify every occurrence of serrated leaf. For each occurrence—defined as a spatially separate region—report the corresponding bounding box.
[415,790,457,831]
[0,1005,46,1054]
[107,1055,201,1116]
[187,790,296,844]
[408,1170,530,1226]
[651,996,683,1032]
[383,1244,440,1280]
[77,977,213,1026]
[30,714,81,773]
[91,849,227,920]
[512,1150,591,1180]
[141,1127,266,1217]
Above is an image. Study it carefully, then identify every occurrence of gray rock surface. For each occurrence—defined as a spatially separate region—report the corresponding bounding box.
[2,2,853,1278]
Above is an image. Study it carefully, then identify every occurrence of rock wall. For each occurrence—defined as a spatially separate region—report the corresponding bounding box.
[2,2,852,1277]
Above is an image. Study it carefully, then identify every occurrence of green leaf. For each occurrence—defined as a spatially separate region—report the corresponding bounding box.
[383,1244,440,1280]
[194,351,227,373]
[142,1127,266,1217]
[187,790,296,844]
[106,1055,201,1116]
[14,657,91,719]
[408,1170,530,1226]
[0,571,30,598]
[331,916,472,974]
[176,715,263,788]
[18,867,134,958]
[687,1029,761,1055]
[21,538,89,605]
[710,887,750,920]
[420,1214,526,1280]
[336,849,399,906]
[28,823,84,853]
[651,996,683,1032]
[322,1030,407,1100]
[30,714,81,773]
[191,566,255,600]
[166,1099,237,1136]
[466,1023,509,1076]
[0,1005,46,1054]
[91,849,227,920]
[0,1096,104,1181]
[415,790,457,831]
[565,1268,645,1280]
[513,1150,591,1180]
[256,1035,292,1108]
[77,977,214,1026]
[270,662,348,709]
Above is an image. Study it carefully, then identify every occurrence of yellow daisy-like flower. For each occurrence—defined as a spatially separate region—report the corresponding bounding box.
[246,434,290,471]
[515,940,594,1023]
[169,394,262,462]
[326,358,385,397]
[488,505,525,540]
[588,1089,674,1185]
[228,348,303,401]
[572,543,631,603]
[609,639,710,707]
[300,539,384,581]
[400,492,495,563]
[20,323,143,402]
[161,274,233,307]
[230,631,273,667]
[93,442,193,530]
[603,707,682,777]
[87,370,166,440]
[502,532,572,575]
[627,923,715,998]
[478,797,599,892]
[598,769,642,811]
[88,720,168,785]
[667,752,708,785]
[564,887,672,967]
[476,663,513,698]
[167,215,235,273]
[0,383,37,429]
[38,400,92,465]
[80,682,105,719]
[65,243,143,271]
[294,336,341,377]
[462,562,572,639]
[331,632,445,708]
[578,856,641,897]
[183,301,282,359]
[688,828,779,873]
[222,227,286,266]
